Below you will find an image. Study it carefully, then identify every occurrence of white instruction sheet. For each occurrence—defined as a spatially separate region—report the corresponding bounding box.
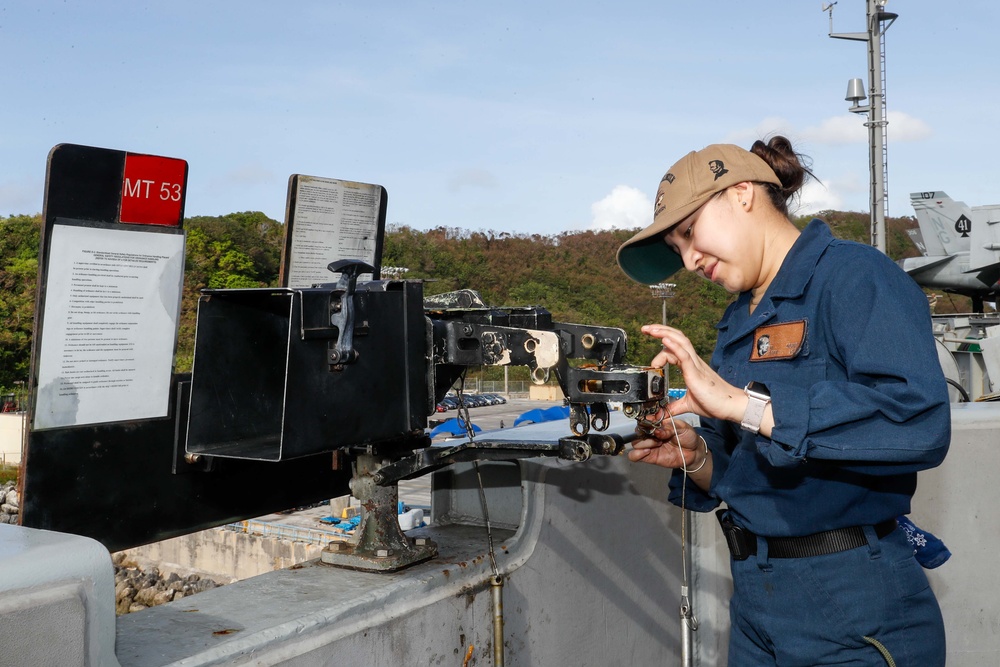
[284,176,381,287]
[34,223,185,429]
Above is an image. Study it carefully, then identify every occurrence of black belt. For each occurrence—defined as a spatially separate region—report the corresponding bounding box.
[716,510,897,560]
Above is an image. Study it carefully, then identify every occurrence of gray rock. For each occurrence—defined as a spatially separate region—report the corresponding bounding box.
[151,589,174,606]
[192,579,218,594]
[134,586,161,608]
[114,581,133,598]
[110,563,225,614]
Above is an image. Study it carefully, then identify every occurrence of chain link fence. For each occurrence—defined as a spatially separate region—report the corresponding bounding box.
[462,380,548,398]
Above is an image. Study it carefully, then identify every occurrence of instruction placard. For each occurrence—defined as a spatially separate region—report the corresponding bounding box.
[282,176,385,288]
[33,223,185,429]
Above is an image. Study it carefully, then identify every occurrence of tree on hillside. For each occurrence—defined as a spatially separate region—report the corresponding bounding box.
[383,225,726,368]
[0,215,41,391]
[175,212,284,371]
[0,208,977,390]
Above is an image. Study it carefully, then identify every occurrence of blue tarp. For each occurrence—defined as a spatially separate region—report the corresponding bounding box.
[429,417,482,438]
[513,405,570,427]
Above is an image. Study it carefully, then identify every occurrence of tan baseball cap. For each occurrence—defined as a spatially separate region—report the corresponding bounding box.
[616,144,781,284]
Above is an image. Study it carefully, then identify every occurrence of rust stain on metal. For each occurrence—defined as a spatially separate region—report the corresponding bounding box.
[212,628,241,636]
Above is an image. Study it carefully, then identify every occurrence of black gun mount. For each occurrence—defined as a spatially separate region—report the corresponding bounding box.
[184,260,665,570]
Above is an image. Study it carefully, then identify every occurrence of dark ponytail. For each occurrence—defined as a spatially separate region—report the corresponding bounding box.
[749,136,816,217]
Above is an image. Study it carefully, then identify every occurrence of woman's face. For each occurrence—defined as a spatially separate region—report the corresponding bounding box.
[664,189,760,294]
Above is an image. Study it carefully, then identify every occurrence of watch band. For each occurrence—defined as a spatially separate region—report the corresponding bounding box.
[741,381,771,434]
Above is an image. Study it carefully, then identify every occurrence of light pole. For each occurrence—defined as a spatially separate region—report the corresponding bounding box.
[649,282,676,326]
[826,0,898,254]
[650,282,677,390]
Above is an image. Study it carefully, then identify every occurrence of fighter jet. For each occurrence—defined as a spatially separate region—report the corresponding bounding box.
[898,192,1000,312]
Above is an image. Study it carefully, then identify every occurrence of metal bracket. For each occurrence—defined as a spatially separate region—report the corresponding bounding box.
[370,433,629,487]
[561,364,665,436]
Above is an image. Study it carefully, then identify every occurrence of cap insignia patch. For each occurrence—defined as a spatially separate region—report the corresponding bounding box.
[708,160,728,181]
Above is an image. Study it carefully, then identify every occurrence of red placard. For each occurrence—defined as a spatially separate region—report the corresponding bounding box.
[119,153,187,226]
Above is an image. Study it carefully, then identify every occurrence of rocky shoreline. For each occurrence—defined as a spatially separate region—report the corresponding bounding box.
[112,553,225,615]
[0,481,18,524]
[5,480,226,615]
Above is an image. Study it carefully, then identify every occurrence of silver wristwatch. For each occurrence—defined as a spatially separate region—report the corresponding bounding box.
[741,381,771,434]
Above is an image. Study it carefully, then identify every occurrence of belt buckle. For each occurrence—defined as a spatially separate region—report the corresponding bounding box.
[716,509,753,561]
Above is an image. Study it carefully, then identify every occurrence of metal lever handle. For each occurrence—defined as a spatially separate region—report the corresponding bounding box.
[326,259,375,366]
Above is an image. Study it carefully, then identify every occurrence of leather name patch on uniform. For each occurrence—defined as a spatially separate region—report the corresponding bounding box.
[750,320,807,361]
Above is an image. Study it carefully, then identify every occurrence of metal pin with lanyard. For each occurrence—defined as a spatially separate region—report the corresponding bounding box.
[456,376,506,667]
[642,400,699,666]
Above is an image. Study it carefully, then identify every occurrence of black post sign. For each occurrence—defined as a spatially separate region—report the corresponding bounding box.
[20,145,352,550]
[32,144,188,430]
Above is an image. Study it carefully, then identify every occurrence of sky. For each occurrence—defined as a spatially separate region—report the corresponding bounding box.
[2,1,998,237]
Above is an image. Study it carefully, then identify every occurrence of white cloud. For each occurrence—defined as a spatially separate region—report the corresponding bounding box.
[793,171,870,217]
[589,185,652,231]
[727,110,932,150]
[793,179,844,216]
[448,168,497,193]
[885,110,932,142]
[801,115,868,145]
[801,110,931,146]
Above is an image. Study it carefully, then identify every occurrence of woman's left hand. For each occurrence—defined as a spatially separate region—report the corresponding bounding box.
[643,324,742,423]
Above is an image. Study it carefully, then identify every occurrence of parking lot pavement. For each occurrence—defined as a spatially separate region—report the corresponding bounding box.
[265,397,567,524]
[405,397,564,508]
[430,397,564,434]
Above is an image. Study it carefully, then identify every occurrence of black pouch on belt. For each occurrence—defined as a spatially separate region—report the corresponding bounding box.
[716,509,754,561]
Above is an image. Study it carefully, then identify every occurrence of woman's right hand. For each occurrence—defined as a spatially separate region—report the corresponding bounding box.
[629,413,707,472]
[642,324,750,428]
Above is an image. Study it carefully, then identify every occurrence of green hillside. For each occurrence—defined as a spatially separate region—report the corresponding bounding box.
[0,210,970,392]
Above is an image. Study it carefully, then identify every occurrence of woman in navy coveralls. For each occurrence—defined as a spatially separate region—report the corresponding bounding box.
[616,137,950,666]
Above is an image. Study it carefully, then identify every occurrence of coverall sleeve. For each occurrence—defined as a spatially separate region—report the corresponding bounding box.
[763,249,950,473]
[667,417,733,511]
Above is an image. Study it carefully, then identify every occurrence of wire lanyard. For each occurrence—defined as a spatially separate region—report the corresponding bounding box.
[640,403,699,663]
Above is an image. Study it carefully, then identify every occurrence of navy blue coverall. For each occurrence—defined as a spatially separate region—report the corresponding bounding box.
[670,220,951,666]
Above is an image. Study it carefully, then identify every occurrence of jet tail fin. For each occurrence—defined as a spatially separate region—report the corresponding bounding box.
[906,227,929,256]
[910,192,974,256]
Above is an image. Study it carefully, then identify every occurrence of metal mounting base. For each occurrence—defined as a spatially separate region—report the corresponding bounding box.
[319,452,438,572]
[320,535,437,572]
